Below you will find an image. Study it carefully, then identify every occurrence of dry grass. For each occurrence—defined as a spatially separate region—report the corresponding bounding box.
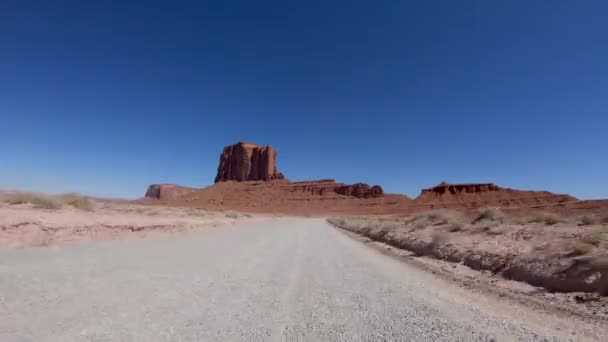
[582,231,608,247]
[2,192,93,211]
[2,193,62,209]
[59,194,94,211]
[528,212,562,225]
[579,215,597,226]
[472,208,502,224]
[329,209,608,294]
[411,210,464,230]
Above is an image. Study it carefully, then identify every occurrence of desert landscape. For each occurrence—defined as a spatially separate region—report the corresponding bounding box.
[2,141,608,340]
[5,142,607,297]
[0,190,267,248]
[4,2,606,339]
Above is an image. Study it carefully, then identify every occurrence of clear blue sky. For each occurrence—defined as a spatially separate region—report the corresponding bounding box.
[1,1,606,199]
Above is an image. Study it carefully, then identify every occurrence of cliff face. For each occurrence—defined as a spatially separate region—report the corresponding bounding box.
[145,184,196,201]
[334,183,384,198]
[416,182,577,208]
[214,142,285,183]
[420,182,499,196]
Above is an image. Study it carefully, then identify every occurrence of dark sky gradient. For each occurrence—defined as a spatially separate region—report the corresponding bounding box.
[1,1,607,198]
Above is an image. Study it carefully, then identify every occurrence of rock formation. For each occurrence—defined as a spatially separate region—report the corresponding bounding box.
[416,182,577,208]
[145,184,196,201]
[334,183,384,198]
[171,179,411,215]
[420,182,499,196]
[214,142,285,183]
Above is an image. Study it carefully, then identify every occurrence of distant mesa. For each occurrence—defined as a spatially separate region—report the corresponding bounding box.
[145,184,196,201]
[334,182,383,198]
[214,142,285,183]
[416,181,577,208]
[421,182,500,196]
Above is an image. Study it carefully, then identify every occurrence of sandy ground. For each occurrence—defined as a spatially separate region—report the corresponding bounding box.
[1,218,605,341]
[0,200,266,248]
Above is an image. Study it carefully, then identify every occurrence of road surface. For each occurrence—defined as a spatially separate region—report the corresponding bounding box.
[0,218,603,341]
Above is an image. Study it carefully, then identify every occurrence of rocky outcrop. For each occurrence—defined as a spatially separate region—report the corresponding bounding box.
[334,183,384,198]
[416,182,577,208]
[214,142,285,183]
[145,184,196,201]
[173,179,411,215]
[421,182,499,196]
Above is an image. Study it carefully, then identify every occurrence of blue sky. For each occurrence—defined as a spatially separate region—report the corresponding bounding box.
[1,1,606,199]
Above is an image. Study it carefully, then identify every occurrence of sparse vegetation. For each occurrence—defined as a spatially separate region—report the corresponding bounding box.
[582,231,608,247]
[472,208,500,224]
[59,194,94,211]
[2,192,95,211]
[31,195,63,209]
[579,215,597,226]
[411,210,464,230]
[469,221,501,234]
[528,212,562,225]
[429,232,448,247]
[2,193,62,209]
[328,208,608,294]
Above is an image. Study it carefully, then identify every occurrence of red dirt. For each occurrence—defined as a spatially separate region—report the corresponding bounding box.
[170,180,412,215]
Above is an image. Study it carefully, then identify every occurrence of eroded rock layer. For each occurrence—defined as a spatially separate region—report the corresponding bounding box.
[416,182,577,208]
[145,184,197,201]
[214,142,284,183]
[172,180,411,215]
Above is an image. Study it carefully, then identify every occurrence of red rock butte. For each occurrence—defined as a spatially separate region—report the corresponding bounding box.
[214,142,284,183]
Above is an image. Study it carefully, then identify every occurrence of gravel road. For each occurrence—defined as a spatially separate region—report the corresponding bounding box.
[0,218,604,341]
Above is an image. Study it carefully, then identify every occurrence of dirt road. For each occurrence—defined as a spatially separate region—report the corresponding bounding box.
[0,218,604,341]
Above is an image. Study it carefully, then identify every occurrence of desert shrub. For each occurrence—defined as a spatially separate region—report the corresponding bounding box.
[429,232,449,248]
[60,194,94,211]
[582,231,608,247]
[426,211,447,223]
[3,193,62,209]
[601,214,608,224]
[528,212,562,225]
[527,214,544,223]
[579,215,597,226]
[4,193,31,205]
[30,195,62,209]
[542,214,561,225]
[472,208,500,224]
[411,210,464,230]
[413,216,431,230]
